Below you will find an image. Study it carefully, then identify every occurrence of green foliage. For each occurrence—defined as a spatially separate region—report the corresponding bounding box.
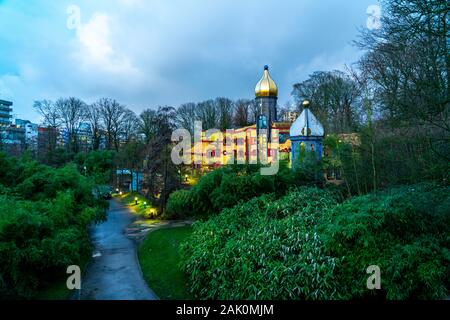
[180,187,339,299]
[321,182,450,299]
[180,183,450,300]
[74,150,116,185]
[0,152,106,299]
[166,161,324,219]
[164,190,193,219]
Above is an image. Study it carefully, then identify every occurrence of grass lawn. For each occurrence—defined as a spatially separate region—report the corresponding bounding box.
[138,226,193,300]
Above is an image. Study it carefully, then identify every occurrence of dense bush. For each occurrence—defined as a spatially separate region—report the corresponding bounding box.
[74,150,116,185]
[164,189,194,219]
[0,153,106,299]
[180,187,339,299]
[165,162,324,219]
[320,182,450,299]
[180,183,450,299]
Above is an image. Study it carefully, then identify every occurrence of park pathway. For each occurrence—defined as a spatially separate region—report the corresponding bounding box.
[77,199,158,300]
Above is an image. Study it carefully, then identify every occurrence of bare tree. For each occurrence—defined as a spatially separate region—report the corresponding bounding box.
[196,100,217,130]
[97,98,126,151]
[121,109,139,143]
[278,101,294,122]
[86,103,103,150]
[248,100,259,124]
[55,97,87,153]
[215,97,234,130]
[234,99,251,127]
[356,0,449,132]
[292,70,361,133]
[139,109,158,145]
[176,102,197,134]
[33,100,60,154]
[142,106,178,214]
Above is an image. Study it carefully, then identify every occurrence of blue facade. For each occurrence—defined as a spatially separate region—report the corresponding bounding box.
[290,135,323,168]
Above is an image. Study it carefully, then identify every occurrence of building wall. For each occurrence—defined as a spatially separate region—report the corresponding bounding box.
[189,122,291,171]
[0,100,13,127]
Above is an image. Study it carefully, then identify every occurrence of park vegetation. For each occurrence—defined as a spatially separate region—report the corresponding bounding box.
[165,161,325,220]
[0,152,108,299]
[180,183,450,299]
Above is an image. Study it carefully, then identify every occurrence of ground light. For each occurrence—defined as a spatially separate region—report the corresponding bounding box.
[135,197,138,205]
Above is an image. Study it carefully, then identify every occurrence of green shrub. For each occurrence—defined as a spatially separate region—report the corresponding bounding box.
[180,187,338,299]
[0,153,106,299]
[166,161,324,219]
[321,182,450,299]
[165,189,194,219]
[180,183,450,300]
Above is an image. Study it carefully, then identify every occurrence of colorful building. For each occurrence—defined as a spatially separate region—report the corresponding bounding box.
[290,100,324,167]
[189,66,325,173]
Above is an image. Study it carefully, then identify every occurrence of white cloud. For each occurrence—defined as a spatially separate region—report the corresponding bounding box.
[72,12,142,79]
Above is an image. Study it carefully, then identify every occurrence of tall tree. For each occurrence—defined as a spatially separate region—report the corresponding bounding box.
[142,106,179,213]
[34,100,61,160]
[196,100,217,130]
[215,97,234,130]
[98,98,126,151]
[176,102,197,134]
[121,109,139,144]
[356,0,449,132]
[55,97,87,154]
[233,99,251,127]
[139,109,158,145]
[86,103,103,150]
[248,99,259,124]
[292,70,361,133]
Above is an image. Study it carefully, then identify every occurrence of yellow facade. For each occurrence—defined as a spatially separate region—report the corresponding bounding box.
[190,123,291,168]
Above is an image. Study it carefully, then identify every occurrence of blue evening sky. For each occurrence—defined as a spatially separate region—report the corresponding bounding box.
[0,0,378,123]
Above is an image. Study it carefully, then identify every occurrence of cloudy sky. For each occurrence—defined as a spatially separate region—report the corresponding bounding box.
[0,0,377,123]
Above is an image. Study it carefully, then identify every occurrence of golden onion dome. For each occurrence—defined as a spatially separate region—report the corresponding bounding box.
[255,65,278,98]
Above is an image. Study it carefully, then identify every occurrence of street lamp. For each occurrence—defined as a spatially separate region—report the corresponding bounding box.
[144,201,147,209]
[135,196,138,205]
[185,174,188,182]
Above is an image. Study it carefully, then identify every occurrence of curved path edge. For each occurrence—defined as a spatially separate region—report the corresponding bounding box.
[75,199,158,300]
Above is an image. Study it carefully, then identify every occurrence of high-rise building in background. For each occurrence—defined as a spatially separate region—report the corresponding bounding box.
[0,99,13,127]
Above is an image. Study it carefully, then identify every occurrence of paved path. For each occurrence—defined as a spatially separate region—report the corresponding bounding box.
[78,200,158,300]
